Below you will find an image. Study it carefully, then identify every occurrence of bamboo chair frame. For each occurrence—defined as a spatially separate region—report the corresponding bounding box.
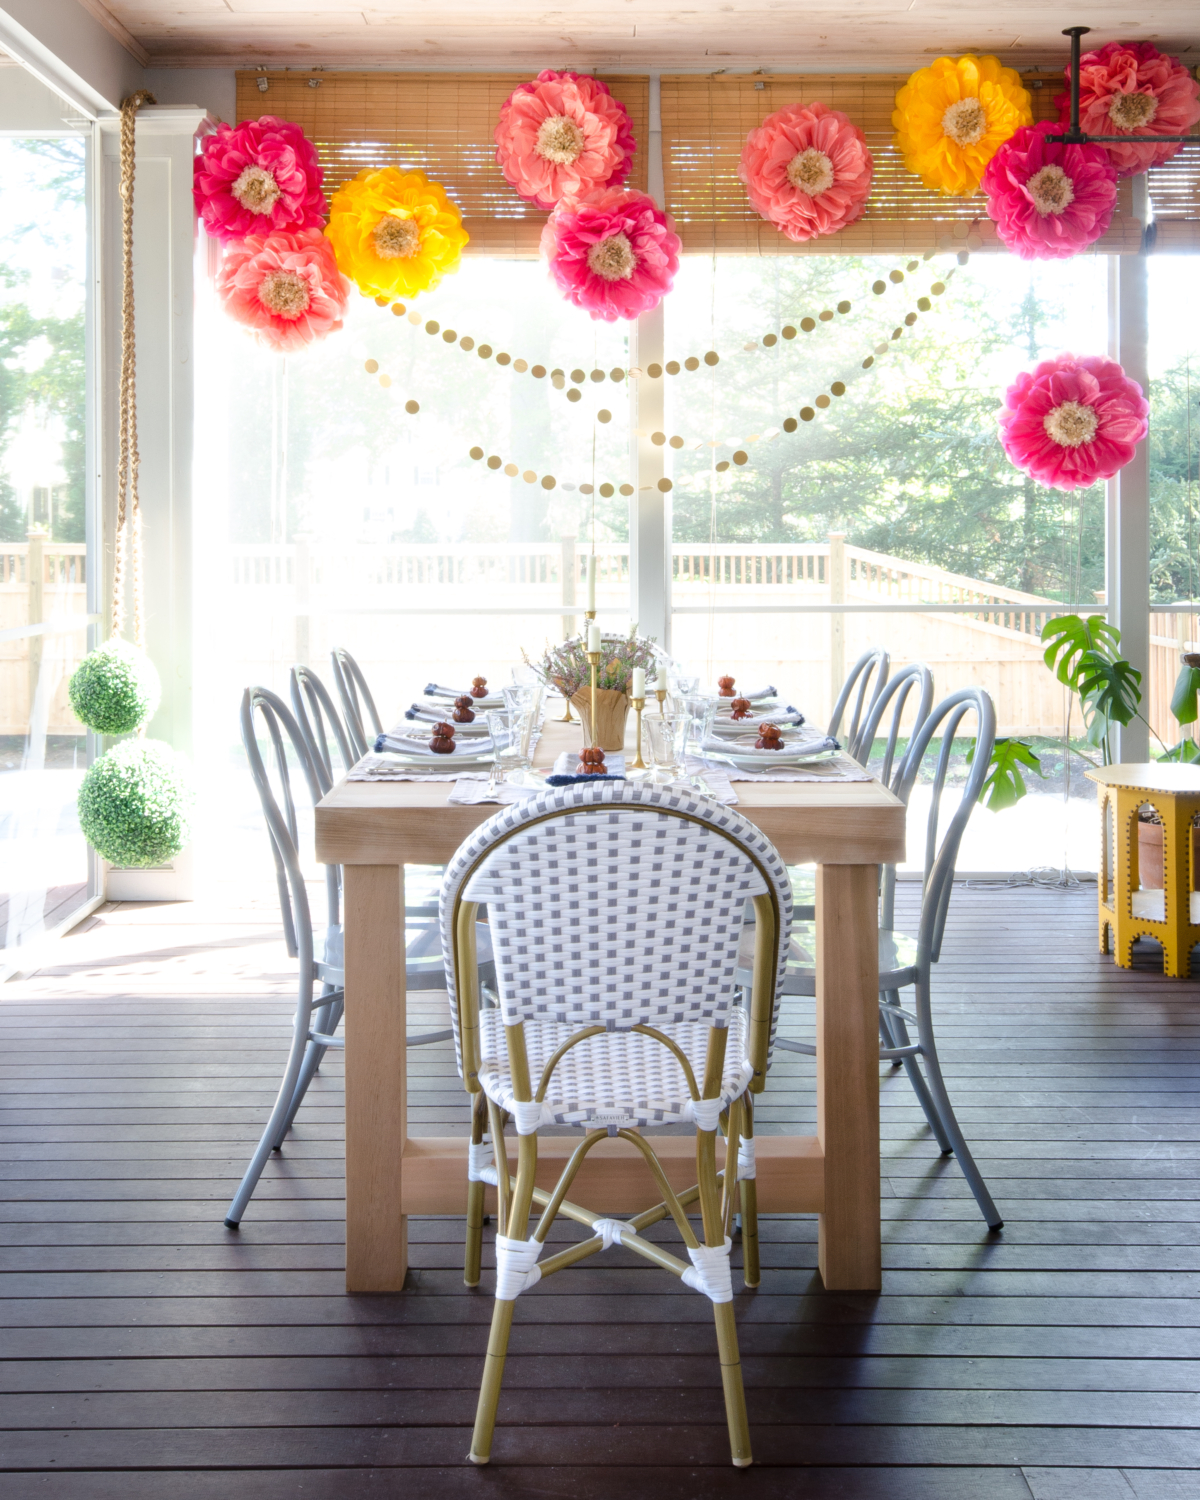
[444,798,787,1469]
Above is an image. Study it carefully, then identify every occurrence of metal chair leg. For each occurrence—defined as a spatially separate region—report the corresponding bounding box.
[912,978,1003,1230]
[880,992,955,1155]
[270,993,342,1148]
[224,1008,313,1228]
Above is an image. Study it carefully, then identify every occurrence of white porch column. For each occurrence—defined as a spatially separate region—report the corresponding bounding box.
[100,105,214,898]
[1105,199,1151,762]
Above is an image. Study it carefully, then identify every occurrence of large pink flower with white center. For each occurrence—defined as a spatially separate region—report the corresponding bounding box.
[194,116,327,243]
[1055,41,1200,177]
[982,122,1118,260]
[540,187,681,322]
[739,101,874,242]
[216,228,349,353]
[999,353,1148,491]
[495,70,635,211]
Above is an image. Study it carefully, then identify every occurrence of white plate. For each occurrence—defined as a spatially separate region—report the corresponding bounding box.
[709,742,839,771]
[374,745,498,770]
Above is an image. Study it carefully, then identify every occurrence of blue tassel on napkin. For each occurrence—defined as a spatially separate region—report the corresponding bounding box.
[545,772,626,786]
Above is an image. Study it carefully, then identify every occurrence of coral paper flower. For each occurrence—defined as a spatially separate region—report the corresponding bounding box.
[1055,41,1200,177]
[982,121,1118,259]
[739,101,874,242]
[216,228,349,354]
[998,353,1148,491]
[193,116,326,244]
[540,187,681,322]
[893,55,1033,196]
[325,167,469,302]
[495,70,635,210]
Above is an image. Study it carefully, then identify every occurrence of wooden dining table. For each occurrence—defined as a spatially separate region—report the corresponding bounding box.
[315,716,906,1295]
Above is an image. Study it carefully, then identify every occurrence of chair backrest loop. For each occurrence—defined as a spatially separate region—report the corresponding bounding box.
[290,665,355,791]
[330,647,383,759]
[828,648,890,762]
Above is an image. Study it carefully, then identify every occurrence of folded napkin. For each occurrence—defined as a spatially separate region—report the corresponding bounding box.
[713,705,805,731]
[347,753,461,783]
[701,732,839,758]
[711,751,873,784]
[547,750,627,786]
[376,730,494,756]
[449,776,543,805]
[719,684,776,702]
[404,703,491,733]
[425,682,504,708]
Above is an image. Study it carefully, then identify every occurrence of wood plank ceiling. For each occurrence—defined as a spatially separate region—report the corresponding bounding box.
[100,0,1200,71]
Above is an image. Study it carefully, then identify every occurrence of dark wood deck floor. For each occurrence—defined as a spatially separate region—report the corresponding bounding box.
[2,881,1199,1498]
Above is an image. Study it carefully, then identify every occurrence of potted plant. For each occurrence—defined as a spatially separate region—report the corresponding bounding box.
[531,629,658,751]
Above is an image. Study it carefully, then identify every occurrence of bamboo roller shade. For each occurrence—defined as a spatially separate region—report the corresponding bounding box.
[1147,141,1200,252]
[660,73,1145,255]
[234,71,649,256]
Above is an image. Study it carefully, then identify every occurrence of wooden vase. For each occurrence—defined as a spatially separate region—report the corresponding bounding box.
[570,688,630,752]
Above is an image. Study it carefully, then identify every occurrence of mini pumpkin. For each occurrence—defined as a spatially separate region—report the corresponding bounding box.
[470,675,489,698]
[430,722,456,753]
[729,696,752,720]
[755,723,784,750]
[717,675,736,697]
[452,694,476,723]
[577,745,607,774]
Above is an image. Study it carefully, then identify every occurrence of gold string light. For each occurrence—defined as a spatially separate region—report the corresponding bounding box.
[362,251,966,493]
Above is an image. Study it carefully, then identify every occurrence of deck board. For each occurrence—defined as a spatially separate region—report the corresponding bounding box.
[1,885,1199,1496]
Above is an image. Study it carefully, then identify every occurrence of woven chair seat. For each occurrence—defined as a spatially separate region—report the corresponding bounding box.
[476,1005,754,1132]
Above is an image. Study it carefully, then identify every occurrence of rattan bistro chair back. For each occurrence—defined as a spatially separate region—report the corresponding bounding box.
[330,646,382,759]
[828,646,890,762]
[439,781,793,1468]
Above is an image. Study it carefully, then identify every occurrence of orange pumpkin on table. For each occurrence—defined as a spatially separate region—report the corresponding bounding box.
[470,676,488,698]
[452,694,476,723]
[729,696,752,720]
[429,722,456,754]
[577,745,607,775]
[717,675,736,697]
[755,723,783,751]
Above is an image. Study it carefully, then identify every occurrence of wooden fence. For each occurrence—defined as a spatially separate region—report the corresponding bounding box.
[0,537,88,737]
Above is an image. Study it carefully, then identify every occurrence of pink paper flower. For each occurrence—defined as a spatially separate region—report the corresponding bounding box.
[999,353,1148,491]
[215,228,349,353]
[495,70,635,210]
[194,116,327,243]
[540,188,681,322]
[739,102,874,242]
[982,121,1118,259]
[1055,41,1200,177]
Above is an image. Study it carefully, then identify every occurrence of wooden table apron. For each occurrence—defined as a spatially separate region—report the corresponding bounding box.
[315,721,906,1294]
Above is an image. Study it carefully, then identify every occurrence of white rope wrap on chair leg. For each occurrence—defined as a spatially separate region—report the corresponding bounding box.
[682,1238,734,1303]
[736,1137,757,1181]
[509,1100,543,1135]
[468,1140,497,1185]
[494,1234,542,1300]
[589,1217,632,1250]
[689,1098,723,1132]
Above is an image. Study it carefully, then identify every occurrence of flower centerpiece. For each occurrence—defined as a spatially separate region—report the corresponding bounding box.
[893,54,1032,196]
[739,101,874,242]
[494,69,635,210]
[540,187,681,322]
[998,352,1149,491]
[324,167,469,302]
[1055,41,1200,177]
[532,629,658,750]
[982,121,1118,260]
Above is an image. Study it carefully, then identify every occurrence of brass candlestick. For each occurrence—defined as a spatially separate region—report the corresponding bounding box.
[631,696,646,770]
[655,686,668,715]
[587,649,602,747]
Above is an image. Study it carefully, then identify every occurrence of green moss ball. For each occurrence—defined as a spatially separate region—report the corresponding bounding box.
[77,739,192,868]
[68,640,161,735]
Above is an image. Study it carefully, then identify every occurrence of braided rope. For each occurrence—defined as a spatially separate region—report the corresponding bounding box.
[112,90,155,649]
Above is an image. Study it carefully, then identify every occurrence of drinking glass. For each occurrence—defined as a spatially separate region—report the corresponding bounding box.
[681,694,717,756]
[645,714,689,779]
[486,708,536,782]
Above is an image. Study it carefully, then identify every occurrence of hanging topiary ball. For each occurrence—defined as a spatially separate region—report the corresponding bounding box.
[68,639,161,736]
[77,738,192,868]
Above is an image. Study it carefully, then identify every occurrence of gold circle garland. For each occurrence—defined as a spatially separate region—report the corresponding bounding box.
[362,249,965,493]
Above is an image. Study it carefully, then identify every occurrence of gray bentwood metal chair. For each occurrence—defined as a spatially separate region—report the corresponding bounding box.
[742,686,1002,1230]
[330,646,383,759]
[225,685,486,1228]
[828,646,890,762]
[439,782,794,1467]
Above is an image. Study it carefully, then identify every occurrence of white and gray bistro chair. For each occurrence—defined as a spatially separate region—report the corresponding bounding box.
[224,685,488,1228]
[439,781,794,1468]
[741,685,1002,1231]
[828,646,890,763]
[330,645,383,759]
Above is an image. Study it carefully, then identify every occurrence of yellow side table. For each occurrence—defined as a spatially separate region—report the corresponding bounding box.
[1085,762,1200,979]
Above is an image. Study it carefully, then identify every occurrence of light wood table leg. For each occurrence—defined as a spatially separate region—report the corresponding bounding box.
[815,861,881,1292]
[343,863,407,1292]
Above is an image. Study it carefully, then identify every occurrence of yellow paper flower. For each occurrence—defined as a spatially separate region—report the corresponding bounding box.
[893,55,1033,196]
[325,167,468,300]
